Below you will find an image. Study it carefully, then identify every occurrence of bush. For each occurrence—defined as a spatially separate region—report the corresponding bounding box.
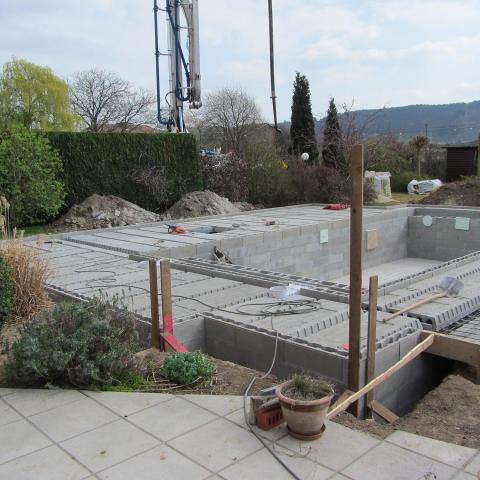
[244,143,292,205]
[5,300,140,387]
[0,124,65,226]
[0,255,15,329]
[201,152,248,202]
[0,240,51,323]
[391,170,430,193]
[44,132,201,212]
[161,352,216,385]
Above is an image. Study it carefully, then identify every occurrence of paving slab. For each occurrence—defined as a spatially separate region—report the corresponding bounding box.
[60,419,159,472]
[4,388,84,417]
[278,420,379,471]
[219,446,334,480]
[169,418,263,472]
[181,394,244,417]
[128,397,217,441]
[82,390,174,417]
[0,444,90,480]
[0,419,51,464]
[98,445,210,480]
[342,442,457,480]
[29,397,118,442]
[464,452,480,476]
[0,398,22,426]
[453,472,478,480]
[387,430,478,468]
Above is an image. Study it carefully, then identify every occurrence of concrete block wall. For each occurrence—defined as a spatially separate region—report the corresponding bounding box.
[213,208,412,280]
[408,215,480,260]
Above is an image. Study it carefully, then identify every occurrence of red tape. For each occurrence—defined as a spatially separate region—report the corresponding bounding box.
[163,315,173,334]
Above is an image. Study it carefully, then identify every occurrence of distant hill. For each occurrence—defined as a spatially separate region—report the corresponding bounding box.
[282,100,480,144]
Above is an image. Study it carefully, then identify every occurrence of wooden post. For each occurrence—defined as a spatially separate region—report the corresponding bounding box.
[328,334,435,420]
[148,260,161,350]
[366,275,378,419]
[160,259,173,337]
[348,144,364,416]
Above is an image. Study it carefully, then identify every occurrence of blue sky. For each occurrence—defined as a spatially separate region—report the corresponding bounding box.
[1,0,480,122]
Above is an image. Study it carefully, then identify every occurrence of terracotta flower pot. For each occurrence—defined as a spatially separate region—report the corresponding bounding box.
[276,380,334,441]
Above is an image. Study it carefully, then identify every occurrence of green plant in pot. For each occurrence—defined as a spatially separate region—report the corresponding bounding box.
[276,374,334,441]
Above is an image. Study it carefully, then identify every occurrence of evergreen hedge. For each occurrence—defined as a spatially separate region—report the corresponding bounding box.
[44,132,201,211]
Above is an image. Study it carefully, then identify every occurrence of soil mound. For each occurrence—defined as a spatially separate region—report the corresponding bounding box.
[54,194,161,230]
[414,177,480,206]
[167,190,241,219]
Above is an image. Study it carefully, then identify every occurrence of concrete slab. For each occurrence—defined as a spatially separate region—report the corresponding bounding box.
[0,399,22,426]
[0,419,51,464]
[465,452,480,476]
[60,419,159,472]
[181,394,244,417]
[387,430,477,468]
[29,397,118,442]
[4,389,84,417]
[278,420,379,471]
[82,390,174,417]
[168,418,263,472]
[98,445,210,480]
[128,397,217,441]
[343,441,457,480]
[0,445,90,480]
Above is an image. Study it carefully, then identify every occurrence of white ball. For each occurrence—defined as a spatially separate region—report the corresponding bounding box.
[301,152,309,161]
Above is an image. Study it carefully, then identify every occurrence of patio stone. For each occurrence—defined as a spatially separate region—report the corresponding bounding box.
[453,472,477,480]
[277,420,379,471]
[4,389,84,417]
[128,397,216,441]
[82,391,173,417]
[343,442,457,480]
[0,445,89,480]
[0,398,22,426]
[98,445,210,480]
[29,398,117,442]
[61,419,159,472]
[465,453,480,476]
[387,430,478,468]
[0,419,51,464]
[219,446,334,480]
[169,418,263,472]
[0,388,16,397]
[181,394,244,416]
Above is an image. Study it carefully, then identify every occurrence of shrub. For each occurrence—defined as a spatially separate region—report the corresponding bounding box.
[5,299,140,387]
[283,374,333,401]
[244,143,292,205]
[391,170,430,193]
[0,124,65,226]
[44,132,201,212]
[161,352,216,385]
[0,240,51,323]
[201,152,248,202]
[0,255,15,329]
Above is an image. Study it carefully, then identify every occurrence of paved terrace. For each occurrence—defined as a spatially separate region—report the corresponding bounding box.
[0,388,478,480]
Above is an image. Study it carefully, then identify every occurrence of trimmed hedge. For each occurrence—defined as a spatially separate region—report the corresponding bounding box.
[43,132,201,211]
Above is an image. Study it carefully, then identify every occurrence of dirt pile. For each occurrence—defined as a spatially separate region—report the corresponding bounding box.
[167,190,241,219]
[414,177,480,206]
[53,194,161,230]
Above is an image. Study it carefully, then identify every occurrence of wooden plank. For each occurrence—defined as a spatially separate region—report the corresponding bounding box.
[369,400,399,423]
[160,259,173,336]
[366,275,378,419]
[148,260,161,350]
[348,144,364,416]
[161,332,188,353]
[328,334,435,420]
[421,331,480,380]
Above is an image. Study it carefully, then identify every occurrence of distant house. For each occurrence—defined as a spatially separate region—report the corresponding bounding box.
[443,140,479,181]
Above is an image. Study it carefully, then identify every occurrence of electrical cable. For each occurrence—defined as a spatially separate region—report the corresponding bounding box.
[242,329,302,480]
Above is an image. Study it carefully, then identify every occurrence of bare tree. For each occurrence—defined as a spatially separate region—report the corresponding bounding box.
[199,88,263,153]
[409,135,430,176]
[70,69,155,132]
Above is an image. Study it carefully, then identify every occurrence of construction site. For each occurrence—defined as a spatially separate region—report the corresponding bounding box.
[1,0,480,479]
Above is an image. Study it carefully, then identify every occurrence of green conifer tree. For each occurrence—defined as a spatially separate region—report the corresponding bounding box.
[322,98,345,170]
[290,73,319,162]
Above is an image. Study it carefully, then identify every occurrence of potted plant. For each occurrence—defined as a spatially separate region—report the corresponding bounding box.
[276,374,334,441]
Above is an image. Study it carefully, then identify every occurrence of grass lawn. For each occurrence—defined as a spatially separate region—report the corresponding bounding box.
[368,192,428,207]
